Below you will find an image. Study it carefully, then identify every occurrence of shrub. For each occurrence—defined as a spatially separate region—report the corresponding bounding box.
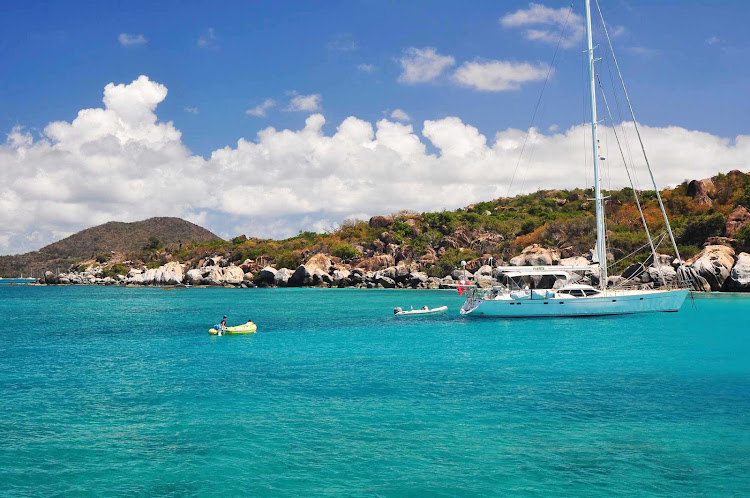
[678,213,726,246]
[101,264,128,278]
[331,244,361,260]
[275,250,301,270]
[144,236,162,251]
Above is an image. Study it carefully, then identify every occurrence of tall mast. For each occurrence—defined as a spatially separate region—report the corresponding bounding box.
[585,0,607,290]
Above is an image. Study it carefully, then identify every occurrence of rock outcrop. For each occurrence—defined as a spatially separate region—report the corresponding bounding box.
[727,252,750,290]
[687,244,735,291]
[510,244,561,266]
[687,178,715,206]
[726,206,750,236]
[368,216,393,229]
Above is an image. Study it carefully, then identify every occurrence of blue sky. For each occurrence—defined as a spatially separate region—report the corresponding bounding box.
[0,1,748,254]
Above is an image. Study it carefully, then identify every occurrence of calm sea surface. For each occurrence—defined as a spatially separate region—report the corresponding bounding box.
[0,284,748,496]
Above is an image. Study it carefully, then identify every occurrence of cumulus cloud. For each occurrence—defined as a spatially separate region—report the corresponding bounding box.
[118,33,147,47]
[398,47,455,84]
[357,63,376,73]
[285,94,321,112]
[453,60,550,91]
[501,3,584,49]
[1,75,748,255]
[246,99,276,117]
[390,109,410,122]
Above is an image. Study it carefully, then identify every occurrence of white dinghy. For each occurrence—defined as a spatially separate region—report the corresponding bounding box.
[394,306,448,316]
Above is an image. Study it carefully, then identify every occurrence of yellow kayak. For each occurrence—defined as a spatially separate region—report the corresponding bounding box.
[208,321,257,335]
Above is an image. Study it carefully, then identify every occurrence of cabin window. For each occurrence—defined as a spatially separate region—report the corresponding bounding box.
[583,290,600,296]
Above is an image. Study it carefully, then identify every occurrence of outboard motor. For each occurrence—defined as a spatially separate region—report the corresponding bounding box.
[393,307,402,315]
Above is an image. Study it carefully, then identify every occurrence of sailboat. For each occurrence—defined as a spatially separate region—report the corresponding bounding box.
[460,0,689,317]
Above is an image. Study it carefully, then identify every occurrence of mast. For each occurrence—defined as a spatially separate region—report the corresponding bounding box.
[585,0,607,290]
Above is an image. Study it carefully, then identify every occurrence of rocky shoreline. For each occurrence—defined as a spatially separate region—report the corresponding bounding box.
[36,241,750,293]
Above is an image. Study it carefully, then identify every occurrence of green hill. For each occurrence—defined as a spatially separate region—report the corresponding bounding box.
[0,217,221,277]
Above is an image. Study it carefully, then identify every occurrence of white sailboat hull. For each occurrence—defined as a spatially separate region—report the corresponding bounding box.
[460,289,688,318]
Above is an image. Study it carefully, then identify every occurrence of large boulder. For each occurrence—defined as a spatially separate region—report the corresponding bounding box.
[369,215,393,229]
[256,266,278,285]
[204,267,225,286]
[289,265,312,287]
[559,256,590,267]
[686,178,715,206]
[140,268,159,285]
[274,268,293,287]
[646,264,677,285]
[726,206,750,236]
[349,268,366,284]
[373,272,396,288]
[409,271,429,287]
[475,265,493,277]
[451,269,473,281]
[475,275,495,288]
[156,262,184,285]
[727,252,750,290]
[677,266,712,292]
[44,271,59,285]
[223,266,244,285]
[332,268,351,287]
[621,263,646,280]
[687,244,736,291]
[185,269,204,285]
[357,254,395,271]
[510,244,560,266]
[312,269,332,286]
[304,253,332,273]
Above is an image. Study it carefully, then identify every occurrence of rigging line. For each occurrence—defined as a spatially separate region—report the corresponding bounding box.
[595,13,643,196]
[611,231,667,268]
[505,1,575,198]
[596,74,665,286]
[594,0,686,287]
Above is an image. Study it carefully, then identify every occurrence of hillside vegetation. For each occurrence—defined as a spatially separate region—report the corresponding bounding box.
[0,217,220,277]
[4,170,750,279]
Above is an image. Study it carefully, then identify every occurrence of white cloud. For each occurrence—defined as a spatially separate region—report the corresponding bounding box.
[548,124,558,132]
[398,47,455,84]
[118,33,147,47]
[285,94,321,112]
[357,63,376,73]
[184,106,199,115]
[609,25,626,38]
[390,109,410,122]
[197,28,216,48]
[453,60,550,91]
[500,3,584,49]
[627,46,658,57]
[327,33,358,52]
[1,75,748,254]
[706,35,720,45]
[246,99,276,117]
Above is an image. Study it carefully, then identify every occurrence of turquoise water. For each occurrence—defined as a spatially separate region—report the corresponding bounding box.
[0,286,748,496]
